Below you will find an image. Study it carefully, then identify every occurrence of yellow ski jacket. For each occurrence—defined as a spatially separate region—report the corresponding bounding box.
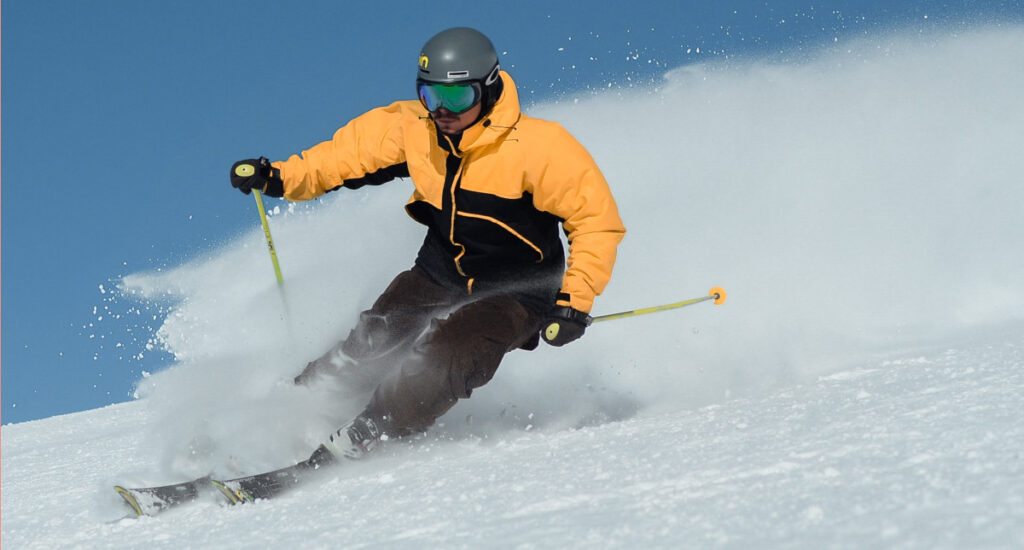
[273,71,624,314]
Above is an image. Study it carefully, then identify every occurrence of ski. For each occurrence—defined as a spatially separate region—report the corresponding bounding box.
[115,445,335,516]
[114,477,213,517]
[211,447,332,504]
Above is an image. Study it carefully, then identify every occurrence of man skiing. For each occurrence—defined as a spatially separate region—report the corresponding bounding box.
[229,27,625,461]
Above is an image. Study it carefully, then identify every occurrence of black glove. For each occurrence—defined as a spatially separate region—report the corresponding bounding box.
[230,157,284,197]
[542,305,592,347]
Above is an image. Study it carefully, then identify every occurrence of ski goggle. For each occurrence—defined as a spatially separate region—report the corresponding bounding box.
[417,81,482,114]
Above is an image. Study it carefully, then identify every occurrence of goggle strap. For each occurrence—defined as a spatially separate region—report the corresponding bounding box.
[484,64,500,86]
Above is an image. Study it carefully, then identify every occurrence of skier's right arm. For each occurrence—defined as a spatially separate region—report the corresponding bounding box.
[269,102,411,201]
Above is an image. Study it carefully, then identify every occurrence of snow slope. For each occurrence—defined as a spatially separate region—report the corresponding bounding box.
[4,26,1024,549]
[2,326,1022,549]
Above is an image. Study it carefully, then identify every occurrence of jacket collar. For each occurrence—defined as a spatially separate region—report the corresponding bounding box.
[452,71,521,153]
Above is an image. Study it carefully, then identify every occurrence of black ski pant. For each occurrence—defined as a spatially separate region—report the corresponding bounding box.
[295,266,543,436]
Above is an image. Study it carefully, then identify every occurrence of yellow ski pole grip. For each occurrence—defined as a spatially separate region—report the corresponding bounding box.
[544,322,561,341]
[235,163,256,177]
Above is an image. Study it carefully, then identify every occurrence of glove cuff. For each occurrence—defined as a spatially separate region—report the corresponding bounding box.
[549,305,593,327]
[258,157,285,197]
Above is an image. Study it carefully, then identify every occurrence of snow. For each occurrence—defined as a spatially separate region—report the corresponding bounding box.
[3,333,1022,548]
[4,26,1024,549]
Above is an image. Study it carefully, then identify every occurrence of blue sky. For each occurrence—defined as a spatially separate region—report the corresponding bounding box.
[3,0,1021,424]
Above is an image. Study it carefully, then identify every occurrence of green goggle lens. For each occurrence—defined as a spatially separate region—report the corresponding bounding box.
[417,82,480,114]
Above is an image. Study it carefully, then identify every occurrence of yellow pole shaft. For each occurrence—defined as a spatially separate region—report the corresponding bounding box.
[253,189,284,286]
[593,296,712,323]
[592,287,726,324]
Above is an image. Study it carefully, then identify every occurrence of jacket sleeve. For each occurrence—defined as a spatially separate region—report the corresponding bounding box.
[271,102,409,201]
[530,125,625,314]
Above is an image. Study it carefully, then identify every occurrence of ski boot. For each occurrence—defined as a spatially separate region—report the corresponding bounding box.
[322,412,390,460]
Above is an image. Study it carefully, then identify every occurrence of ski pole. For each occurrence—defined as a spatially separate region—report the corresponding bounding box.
[592,286,727,324]
[252,188,298,345]
[253,189,284,286]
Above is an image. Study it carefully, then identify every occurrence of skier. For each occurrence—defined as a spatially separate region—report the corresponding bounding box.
[229,27,625,461]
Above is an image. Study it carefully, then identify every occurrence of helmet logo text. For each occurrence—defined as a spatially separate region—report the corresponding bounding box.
[419,55,429,70]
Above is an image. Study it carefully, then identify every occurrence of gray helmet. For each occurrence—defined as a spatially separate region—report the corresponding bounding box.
[418,27,499,84]
[417,27,503,114]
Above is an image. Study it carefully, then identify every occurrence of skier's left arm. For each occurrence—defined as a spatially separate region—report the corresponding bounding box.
[531,126,625,344]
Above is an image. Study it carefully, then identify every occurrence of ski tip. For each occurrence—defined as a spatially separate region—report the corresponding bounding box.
[113,486,145,517]
[709,286,727,305]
